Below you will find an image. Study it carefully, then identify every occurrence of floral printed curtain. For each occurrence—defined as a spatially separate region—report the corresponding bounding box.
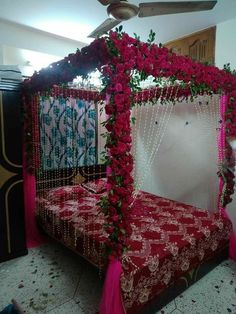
[39,96,97,170]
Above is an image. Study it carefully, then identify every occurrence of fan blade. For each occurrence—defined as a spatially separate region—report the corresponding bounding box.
[97,0,112,5]
[139,1,217,17]
[88,18,121,38]
[97,0,120,5]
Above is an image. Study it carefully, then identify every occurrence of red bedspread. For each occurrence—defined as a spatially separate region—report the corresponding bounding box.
[36,185,232,314]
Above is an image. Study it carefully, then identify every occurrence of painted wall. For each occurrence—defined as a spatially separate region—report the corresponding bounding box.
[2,45,62,77]
[0,44,3,64]
[215,17,236,70]
[0,19,86,76]
[0,19,85,56]
[133,95,220,212]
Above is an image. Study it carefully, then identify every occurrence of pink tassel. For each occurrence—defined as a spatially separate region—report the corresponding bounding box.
[23,146,46,248]
[100,259,125,314]
[229,233,236,261]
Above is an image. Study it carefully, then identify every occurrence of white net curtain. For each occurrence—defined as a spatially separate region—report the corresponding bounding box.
[129,89,221,213]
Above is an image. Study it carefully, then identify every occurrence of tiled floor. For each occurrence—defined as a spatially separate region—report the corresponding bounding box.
[0,241,236,314]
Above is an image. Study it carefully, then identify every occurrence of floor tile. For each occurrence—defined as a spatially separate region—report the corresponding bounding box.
[0,241,85,313]
[46,299,84,314]
[169,310,184,314]
[1,241,236,314]
[175,260,236,314]
[155,299,176,314]
[221,259,236,274]
[74,264,103,314]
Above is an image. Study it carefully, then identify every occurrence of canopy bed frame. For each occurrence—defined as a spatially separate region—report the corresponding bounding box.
[22,30,236,314]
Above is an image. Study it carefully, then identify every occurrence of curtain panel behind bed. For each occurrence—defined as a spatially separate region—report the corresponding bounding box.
[39,96,97,170]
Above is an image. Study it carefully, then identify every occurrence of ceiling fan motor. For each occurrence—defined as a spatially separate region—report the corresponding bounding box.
[107,2,139,20]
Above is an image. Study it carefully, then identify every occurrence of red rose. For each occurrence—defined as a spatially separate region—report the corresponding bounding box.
[112,215,119,222]
[115,83,123,92]
[105,104,114,115]
[107,206,117,215]
[109,194,120,205]
[106,226,114,234]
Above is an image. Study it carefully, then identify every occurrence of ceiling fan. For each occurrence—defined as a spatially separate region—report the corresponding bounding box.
[88,0,217,38]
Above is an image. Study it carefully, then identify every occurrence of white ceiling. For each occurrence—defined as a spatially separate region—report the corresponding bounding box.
[0,0,236,45]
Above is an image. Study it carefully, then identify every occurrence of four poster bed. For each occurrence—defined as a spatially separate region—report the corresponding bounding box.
[23,30,236,314]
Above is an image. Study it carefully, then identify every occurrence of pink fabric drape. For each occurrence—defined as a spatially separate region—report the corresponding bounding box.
[218,95,236,260]
[229,233,236,260]
[100,259,125,314]
[100,94,124,313]
[23,149,46,248]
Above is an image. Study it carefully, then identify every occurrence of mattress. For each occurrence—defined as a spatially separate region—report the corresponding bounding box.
[36,184,232,314]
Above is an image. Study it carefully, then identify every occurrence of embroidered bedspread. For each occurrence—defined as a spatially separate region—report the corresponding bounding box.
[36,186,232,314]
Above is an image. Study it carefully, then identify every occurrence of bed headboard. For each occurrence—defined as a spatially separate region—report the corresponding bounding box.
[36,164,106,190]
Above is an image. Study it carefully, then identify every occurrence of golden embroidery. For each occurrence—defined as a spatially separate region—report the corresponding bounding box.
[138,288,151,304]
[163,271,172,285]
[181,259,190,271]
[146,255,159,273]
[121,275,134,293]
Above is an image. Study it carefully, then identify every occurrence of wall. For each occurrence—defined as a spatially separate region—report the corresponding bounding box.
[3,45,62,77]
[215,17,236,70]
[0,19,85,56]
[133,94,220,212]
[0,19,86,76]
[0,44,3,64]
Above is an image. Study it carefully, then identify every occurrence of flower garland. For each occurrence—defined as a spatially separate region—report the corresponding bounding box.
[22,37,110,92]
[98,34,137,258]
[23,30,236,258]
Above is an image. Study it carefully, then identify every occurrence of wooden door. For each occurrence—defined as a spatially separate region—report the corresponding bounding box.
[0,89,27,262]
[165,27,216,65]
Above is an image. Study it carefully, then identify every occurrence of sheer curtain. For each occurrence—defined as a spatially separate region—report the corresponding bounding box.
[40,96,97,170]
[23,95,97,248]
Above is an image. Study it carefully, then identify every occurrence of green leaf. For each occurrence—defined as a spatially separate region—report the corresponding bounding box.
[133,33,140,41]
[147,29,156,45]
[115,176,123,185]
[131,116,136,125]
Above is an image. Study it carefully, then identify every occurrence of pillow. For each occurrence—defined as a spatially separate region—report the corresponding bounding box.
[47,185,88,202]
[82,178,107,194]
[71,172,86,185]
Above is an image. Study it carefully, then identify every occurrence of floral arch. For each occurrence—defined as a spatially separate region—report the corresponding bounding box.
[23,30,236,259]
[22,29,236,314]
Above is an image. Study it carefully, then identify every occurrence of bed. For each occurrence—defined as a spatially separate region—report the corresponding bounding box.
[36,178,232,314]
[24,31,236,314]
